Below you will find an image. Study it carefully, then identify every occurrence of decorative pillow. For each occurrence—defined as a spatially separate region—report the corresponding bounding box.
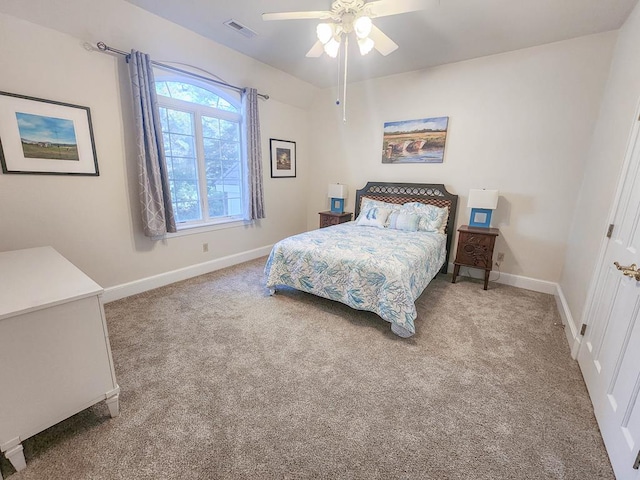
[387,212,420,232]
[400,202,448,233]
[356,198,401,222]
[356,206,392,228]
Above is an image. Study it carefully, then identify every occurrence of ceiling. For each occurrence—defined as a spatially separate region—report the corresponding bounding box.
[125,0,638,88]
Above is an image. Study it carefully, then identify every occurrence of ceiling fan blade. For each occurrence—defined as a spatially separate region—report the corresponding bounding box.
[262,11,330,21]
[369,25,398,56]
[306,41,325,58]
[366,0,427,18]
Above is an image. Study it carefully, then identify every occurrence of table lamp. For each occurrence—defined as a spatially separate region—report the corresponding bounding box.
[328,183,348,213]
[468,189,499,228]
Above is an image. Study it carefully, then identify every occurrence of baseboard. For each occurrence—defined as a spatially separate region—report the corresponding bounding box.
[448,264,556,294]
[491,271,557,294]
[102,245,273,303]
[554,284,582,359]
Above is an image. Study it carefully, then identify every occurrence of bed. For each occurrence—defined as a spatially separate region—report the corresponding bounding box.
[264,182,458,337]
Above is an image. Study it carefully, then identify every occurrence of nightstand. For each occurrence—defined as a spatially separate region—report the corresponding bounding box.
[452,225,500,290]
[319,211,353,228]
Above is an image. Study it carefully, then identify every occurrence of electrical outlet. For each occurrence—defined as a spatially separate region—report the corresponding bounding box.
[202,243,209,253]
[497,252,504,262]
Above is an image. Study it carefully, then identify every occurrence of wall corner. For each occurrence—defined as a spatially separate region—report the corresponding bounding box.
[554,283,582,359]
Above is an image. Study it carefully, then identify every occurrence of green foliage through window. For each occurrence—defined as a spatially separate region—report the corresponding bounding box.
[156,78,243,225]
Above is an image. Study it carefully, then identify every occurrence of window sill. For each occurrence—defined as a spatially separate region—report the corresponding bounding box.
[154,218,253,239]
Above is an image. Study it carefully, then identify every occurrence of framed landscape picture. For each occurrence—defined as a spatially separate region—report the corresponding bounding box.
[382,116,449,164]
[269,138,296,178]
[0,91,99,175]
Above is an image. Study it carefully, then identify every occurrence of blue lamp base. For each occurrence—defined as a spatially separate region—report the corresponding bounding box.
[469,208,493,228]
[330,198,345,213]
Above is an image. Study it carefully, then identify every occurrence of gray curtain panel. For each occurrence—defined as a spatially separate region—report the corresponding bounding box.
[243,88,265,220]
[128,50,177,236]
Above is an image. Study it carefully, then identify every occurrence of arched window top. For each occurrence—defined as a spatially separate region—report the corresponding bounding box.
[155,80,239,113]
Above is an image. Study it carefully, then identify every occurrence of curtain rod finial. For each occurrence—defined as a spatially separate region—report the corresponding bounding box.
[97,41,107,51]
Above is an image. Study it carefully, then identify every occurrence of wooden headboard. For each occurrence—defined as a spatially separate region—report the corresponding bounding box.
[354,182,458,274]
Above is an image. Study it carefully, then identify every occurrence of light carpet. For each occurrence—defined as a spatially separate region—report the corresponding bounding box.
[0,258,614,479]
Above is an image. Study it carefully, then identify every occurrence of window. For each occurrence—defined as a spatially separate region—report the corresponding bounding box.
[155,77,245,228]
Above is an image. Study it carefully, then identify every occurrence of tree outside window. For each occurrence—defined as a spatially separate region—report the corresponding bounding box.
[155,78,244,227]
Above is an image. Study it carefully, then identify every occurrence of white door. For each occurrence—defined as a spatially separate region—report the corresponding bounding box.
[578,114,640,480]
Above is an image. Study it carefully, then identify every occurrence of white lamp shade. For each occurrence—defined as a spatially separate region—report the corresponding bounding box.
[328,183,348,199]
[316,23,333,44]
[467,189,499,209]
[357,37,375,55]
[323,37,340,58]
[354,16,372,39]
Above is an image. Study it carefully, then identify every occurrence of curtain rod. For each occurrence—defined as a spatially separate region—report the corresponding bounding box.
[96,42,269,100]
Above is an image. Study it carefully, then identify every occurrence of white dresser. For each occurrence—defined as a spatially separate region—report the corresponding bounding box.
[0,247,119,476]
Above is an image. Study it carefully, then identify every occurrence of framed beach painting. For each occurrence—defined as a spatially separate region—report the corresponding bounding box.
[270,138,296,178]
[0,91,99,175]
[382,116,449,164]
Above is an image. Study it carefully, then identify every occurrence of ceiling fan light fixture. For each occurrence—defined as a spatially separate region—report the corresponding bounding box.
[262,0,415,121]
[316,23,333,44]
[357,37,375,55]
[354,15,372,39]
[324,37,341,58]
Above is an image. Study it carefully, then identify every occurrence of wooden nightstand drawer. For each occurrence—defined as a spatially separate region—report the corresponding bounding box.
[319,211,352,228]
[456,231,494,268]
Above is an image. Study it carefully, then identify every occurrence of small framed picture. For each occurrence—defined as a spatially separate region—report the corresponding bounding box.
[270,138,296,178]
[0,91,99,176]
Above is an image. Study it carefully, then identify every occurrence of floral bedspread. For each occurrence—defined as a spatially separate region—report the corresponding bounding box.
[264,222,446,336]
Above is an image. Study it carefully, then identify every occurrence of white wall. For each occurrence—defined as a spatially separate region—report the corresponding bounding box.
[560,1,640,325]
[307,33,616,283]
[0,2,318,290]
[0,0,630,302]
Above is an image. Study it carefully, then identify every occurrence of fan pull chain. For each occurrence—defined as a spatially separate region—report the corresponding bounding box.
[342,35,348,122]
[336,38,342,107]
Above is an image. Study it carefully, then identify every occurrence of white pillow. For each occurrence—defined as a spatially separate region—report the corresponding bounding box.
[387,212,420,232]
[356,198,400,222]
[400,202,448,233]
[356,206,392,228]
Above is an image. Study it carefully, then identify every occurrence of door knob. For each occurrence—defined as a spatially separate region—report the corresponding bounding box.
[613,262,640,281]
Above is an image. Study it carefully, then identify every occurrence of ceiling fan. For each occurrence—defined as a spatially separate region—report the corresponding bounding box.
[263,0,426,121]
[262,0,426,58]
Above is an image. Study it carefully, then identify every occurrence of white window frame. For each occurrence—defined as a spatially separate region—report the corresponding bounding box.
[154,72,248,233]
